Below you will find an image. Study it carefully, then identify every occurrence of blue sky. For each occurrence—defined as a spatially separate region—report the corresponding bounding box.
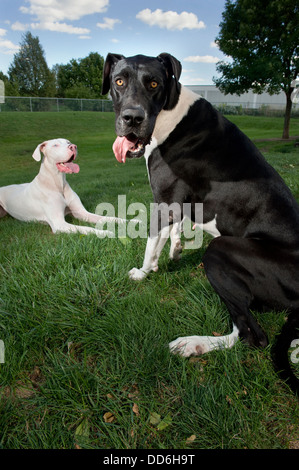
[0,0,228,85]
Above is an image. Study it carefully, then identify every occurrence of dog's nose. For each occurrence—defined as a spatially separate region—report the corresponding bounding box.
[68,144,77,152]
[121,107,145,127]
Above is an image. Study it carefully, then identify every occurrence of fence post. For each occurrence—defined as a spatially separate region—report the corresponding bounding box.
[30,97,32,112]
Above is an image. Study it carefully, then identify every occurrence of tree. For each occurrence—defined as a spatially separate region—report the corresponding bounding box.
[8,31,55,97]
[56,52,105,98]
[214,0,299,139]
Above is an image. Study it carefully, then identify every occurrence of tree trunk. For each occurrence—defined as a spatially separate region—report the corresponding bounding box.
[282,90,293,139]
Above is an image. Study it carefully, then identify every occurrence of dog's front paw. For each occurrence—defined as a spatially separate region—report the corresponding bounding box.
[169,240,182,261]
[128,267,147,281]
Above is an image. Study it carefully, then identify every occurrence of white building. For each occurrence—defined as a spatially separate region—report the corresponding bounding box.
[185,85,290,110]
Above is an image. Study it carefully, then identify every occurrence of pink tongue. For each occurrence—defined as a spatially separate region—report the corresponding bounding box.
[65,162,80,173]
[57,162,80,174]
[112,136,137,163]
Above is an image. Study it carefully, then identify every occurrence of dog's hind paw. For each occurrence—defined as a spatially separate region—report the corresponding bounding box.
[128,267,147,281]
[169,336,210,357]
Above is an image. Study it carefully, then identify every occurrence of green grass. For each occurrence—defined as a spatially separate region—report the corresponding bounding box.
[0,112,298,450]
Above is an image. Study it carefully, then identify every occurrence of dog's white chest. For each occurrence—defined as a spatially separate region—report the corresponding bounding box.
[196,216,221,238]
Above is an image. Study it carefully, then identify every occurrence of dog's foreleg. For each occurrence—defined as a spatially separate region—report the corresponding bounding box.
[129,224,171,280]
[50,219,114,237]
[66,192,126,226]
[169,324,240,357]
[169,222,182,261]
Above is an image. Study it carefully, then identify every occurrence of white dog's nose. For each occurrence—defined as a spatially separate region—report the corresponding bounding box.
[68,144,77,153]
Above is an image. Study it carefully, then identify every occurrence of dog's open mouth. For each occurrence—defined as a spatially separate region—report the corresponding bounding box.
[56,154,80,174]
[112,134,149,163]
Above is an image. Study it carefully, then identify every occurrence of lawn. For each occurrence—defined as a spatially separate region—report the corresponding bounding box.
[0,111,298,450]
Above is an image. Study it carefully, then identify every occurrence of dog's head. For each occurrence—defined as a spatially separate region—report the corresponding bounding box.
[32,138,79,174]
[102,53,182,163]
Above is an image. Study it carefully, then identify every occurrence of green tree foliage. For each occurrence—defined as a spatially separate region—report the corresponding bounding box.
[8,32,56,97]
[214,0,299,138]
[55,52,106,98]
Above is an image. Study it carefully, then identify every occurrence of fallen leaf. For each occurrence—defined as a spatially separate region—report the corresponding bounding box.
[75,417,90,438]
[186,434,196,444]
[103,411,115,423]
[149,412,161,425]
[226,395,233,405]
[132,403,139,416]
[157,414,172,431]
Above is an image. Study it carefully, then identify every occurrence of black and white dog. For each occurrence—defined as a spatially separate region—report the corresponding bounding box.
[102,52,299,393]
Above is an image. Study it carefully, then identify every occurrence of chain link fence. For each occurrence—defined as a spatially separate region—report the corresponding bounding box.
[0,96,114,112]
[0,94,298,117]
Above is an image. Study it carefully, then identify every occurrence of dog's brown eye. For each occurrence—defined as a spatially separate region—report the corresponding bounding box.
[116,79,124,86]
[150,81,158,89]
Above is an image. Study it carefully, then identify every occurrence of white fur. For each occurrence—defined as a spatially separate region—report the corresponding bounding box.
[152,86,201,146]
[144,86,200,166]
[169,324,240,356]
[195,215,221,238]
[129,224,178,280]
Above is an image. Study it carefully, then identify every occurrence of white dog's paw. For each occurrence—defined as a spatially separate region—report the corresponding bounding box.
[128,267,147,281]
[169,239,182,261]
[169,336,210,357]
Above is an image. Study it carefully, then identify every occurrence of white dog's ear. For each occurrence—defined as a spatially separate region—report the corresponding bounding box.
[32,142,47,161]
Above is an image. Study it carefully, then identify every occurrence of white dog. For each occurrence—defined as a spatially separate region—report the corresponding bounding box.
[0,138,120,236]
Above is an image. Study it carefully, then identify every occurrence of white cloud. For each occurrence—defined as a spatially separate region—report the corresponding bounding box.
[136,9,205,31]
[111,38,120,43]
[19,0,109,35]
[0,40,20,55]
[184,55,220,64]
[31,21,90,35]
[97,18,121,30]
[20,0,109,22]
[0,29,20,55]
[210,41,219,49]
[11,21,28,31]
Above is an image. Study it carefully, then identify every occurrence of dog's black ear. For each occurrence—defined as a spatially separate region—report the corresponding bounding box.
[102,53,125,95]
[158,53,182,110]
[157,53,182,83]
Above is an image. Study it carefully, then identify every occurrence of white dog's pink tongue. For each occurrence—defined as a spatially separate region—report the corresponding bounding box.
[56,162,80,174]
[113,136,137,163]
[65,162,80,173]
